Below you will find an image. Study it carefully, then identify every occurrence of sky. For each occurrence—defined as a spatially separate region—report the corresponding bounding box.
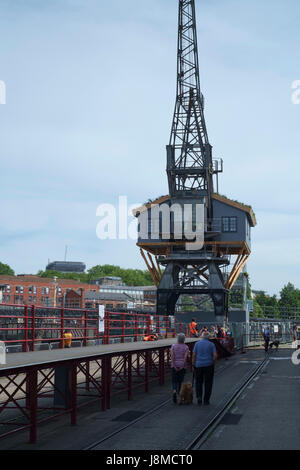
[0,0,299,296]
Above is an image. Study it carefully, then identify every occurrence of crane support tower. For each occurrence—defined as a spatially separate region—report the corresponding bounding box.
[133,0,256,322]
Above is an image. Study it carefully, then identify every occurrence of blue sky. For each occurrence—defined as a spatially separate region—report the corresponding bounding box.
[0,0,299,295]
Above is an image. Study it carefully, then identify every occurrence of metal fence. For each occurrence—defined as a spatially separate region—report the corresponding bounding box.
[0,304,191,352]
[0,303,295,354]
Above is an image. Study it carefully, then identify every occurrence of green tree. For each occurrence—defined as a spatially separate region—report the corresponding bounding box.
[0,262,14,276]
[87,264,154,286]
[37,270,89,283]
[255,292,280,318]
[246,275,252,300]
[38,264,155,286]
[279,283,300,316]
[229,289,244,307]
[253,299,263,318]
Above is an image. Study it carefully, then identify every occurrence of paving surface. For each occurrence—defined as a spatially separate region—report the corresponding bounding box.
[202,347,300,450]
[1,346,297,450]
[0,348,266,450]
[0,338,197,370]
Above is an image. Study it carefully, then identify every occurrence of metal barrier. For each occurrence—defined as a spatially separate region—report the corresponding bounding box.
[2,303,294,354]
[0,340,196,444]
[0,304,190,352]
[241,332,293,349]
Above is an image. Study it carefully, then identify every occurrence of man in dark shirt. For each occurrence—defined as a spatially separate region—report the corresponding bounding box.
[192,332,218,406]
[263,327,270,352]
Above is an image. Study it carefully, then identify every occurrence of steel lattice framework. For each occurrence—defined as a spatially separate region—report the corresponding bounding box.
[167,0,214,214]
[136,0,256,319]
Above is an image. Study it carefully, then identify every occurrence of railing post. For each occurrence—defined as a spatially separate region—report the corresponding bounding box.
[60,307,65,349]
[23,305,28,353]
[134,314,138,342]
[70,362,77,426]
[128,354,132,400]
[29,368,38,444]
[121,313,125,344]
[85,361,90,391]
[165,318,168,339]
[31,305,35,352]
[147,315,150,336]
[145,350,150,393]
[106,356,112,409]
[106,311,110,345]
[83,310,88,347]
[166,346,170,369]
[159,349,165,385]
[157,316,160,336]
[101,356,107,412]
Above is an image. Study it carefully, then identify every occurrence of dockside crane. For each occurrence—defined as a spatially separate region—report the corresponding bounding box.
[134,0,256,322]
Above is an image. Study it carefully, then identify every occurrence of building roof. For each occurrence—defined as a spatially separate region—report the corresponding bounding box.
[65,289,83,297]
[133,193,257,227]
[97,276,122,281]
[212,194,257,227]
[46,261,86,273]
[98,285,156,292]
[85,291,134,302]
[0,275,98,289]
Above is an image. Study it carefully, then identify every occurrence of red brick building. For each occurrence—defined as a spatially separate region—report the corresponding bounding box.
[0,275,99,308]
[84,291,134,310]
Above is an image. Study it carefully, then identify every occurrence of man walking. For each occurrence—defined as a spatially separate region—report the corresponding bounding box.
[192,331,218,406]
[263,326,270,353]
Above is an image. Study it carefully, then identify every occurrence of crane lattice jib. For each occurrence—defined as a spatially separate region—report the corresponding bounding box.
[168,0,212,200]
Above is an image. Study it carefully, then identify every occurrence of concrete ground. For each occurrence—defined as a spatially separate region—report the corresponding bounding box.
[0,348,267,450]
[202,347,300,450]
[0,338,197,370]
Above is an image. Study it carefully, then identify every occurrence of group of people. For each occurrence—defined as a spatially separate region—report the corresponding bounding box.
[170,331,217,406]
[189,319,228,340]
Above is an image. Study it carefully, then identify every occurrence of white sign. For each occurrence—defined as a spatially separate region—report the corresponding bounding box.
[0,341,6,364]
[98,305,105,333]
[274,325,279,333]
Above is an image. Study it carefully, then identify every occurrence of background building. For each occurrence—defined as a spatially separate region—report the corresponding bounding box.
[85,291,134,310]
[46,261,86,273]
[0,275,98,308]
[91,276,124,286]
[0,274,157,311]
[96,284,157,310]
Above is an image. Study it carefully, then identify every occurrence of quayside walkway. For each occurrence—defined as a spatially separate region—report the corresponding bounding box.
[1,346,290,450]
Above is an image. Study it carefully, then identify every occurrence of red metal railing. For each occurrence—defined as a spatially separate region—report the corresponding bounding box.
[0,339,196,444]
[0,304,190,352]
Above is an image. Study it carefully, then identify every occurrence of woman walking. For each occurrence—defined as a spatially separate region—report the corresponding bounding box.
[170,333,190,403]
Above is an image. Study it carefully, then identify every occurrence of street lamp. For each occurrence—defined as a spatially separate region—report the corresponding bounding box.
[53,276,58,308]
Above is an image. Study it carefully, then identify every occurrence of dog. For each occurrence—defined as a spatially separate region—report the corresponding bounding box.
[178,382,194,405]
[269,340,280,351]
